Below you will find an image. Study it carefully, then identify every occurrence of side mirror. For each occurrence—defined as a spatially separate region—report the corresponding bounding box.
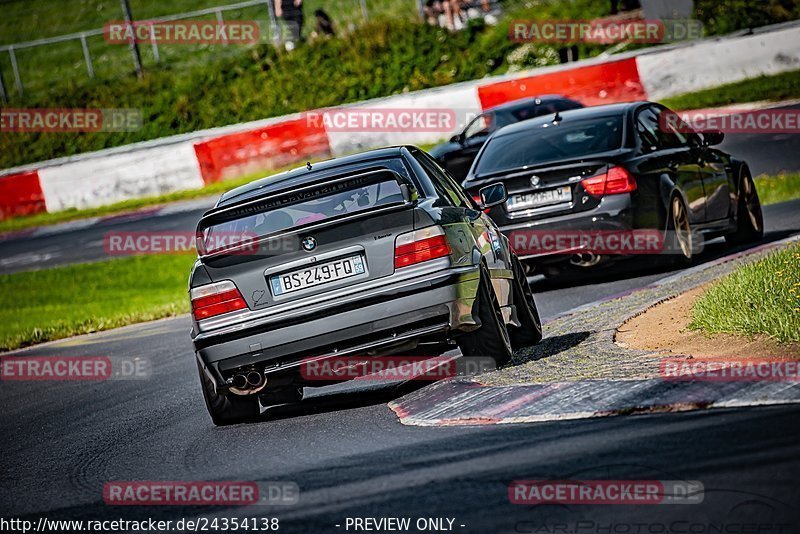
[703,130,725,146]
[478,182,507,209]
[450,133,464,145]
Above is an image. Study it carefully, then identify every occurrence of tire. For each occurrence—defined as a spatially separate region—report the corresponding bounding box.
[509,255,543,349]
[197,361,260,426]
[726,167,764,245]
[667,195,694,266]
[457,266,514,367]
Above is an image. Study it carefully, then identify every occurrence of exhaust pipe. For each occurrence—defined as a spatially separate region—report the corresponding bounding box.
[229,370,268,395]
[246,370,264,388]
[232,374,248,389]
[570,252,601,267]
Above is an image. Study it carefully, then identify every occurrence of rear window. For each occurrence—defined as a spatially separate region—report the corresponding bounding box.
[474,115,624,176]
[200,170,406,255]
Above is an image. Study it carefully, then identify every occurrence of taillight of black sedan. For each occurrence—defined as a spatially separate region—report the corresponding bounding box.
[462,101,763,278]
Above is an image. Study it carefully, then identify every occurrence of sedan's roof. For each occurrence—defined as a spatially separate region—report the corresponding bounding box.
[492,102,640,138]
[487,94,577,113]
[217,146,407,206]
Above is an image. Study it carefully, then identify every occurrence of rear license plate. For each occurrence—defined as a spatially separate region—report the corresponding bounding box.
[507,186,572,211]
[270,254,366,296]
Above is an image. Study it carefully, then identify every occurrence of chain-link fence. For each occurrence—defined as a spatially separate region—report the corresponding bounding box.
[0,0,424,101]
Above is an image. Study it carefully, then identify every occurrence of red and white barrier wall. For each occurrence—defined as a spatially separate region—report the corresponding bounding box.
[1,22,798,220]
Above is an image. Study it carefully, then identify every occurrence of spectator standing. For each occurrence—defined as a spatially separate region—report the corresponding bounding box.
[275,0,304,50]
[314,8,335,37]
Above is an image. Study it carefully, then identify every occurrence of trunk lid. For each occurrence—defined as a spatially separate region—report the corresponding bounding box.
[477,159,610,225]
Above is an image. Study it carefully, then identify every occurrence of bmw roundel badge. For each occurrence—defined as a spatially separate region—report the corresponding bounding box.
[302,236,317,252]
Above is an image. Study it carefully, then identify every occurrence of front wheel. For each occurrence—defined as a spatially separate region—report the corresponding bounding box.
[509,255,543,350]
[457,266,514,367]
[197,361,260,426]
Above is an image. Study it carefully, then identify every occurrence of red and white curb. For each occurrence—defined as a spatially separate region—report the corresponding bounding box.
[389,235,800,426]
[388,379,800,426]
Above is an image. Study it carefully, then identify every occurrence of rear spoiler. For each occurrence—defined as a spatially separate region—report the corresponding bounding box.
[196,168,417,258]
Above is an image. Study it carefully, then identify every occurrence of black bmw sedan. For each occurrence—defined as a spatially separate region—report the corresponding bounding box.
[429,95,584,181]
[461,102,764,277]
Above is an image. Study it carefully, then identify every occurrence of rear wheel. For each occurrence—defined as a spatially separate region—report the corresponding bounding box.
[509,255,543,349]
[668,195,694,266]
[197,361,260,426]
[457,266,514,367]
[726,168,764,245]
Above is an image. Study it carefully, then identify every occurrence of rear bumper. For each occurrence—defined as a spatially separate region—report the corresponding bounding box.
[499,194,634,264]
[195,262,481,389]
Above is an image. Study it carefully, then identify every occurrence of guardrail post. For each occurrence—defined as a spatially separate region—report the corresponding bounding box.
[8,46,23,97]
[215,9,229,45]
[80,34,95,78]
[265,0,282,46]
[120,0,144,78]
[150,22,160,63]
[0,60,8,103]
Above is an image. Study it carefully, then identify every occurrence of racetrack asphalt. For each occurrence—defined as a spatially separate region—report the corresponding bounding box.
[2,200,800,530]
[2,132,800,530]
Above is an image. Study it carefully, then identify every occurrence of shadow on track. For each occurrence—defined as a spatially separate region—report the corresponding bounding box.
[530,228,799,292]
[257,378,434,423]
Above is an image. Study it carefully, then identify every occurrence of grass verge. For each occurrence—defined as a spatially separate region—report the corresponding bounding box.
[690,243,800,344]
[755,173,800,206]
[0,254,196,351]
[661,69,800,110]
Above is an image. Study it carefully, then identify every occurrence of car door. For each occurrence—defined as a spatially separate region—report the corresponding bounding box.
[445,112,495,179]
[636,106,707,224]
[654,104,733,222]
[413,149,512,303]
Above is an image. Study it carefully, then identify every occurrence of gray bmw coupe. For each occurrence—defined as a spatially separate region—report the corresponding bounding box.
[189,146,542,425]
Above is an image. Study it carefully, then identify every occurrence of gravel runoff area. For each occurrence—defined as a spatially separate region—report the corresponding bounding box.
[479,236,800,386]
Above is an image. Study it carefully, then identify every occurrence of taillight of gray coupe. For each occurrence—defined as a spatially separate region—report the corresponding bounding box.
[190,146,542,425]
